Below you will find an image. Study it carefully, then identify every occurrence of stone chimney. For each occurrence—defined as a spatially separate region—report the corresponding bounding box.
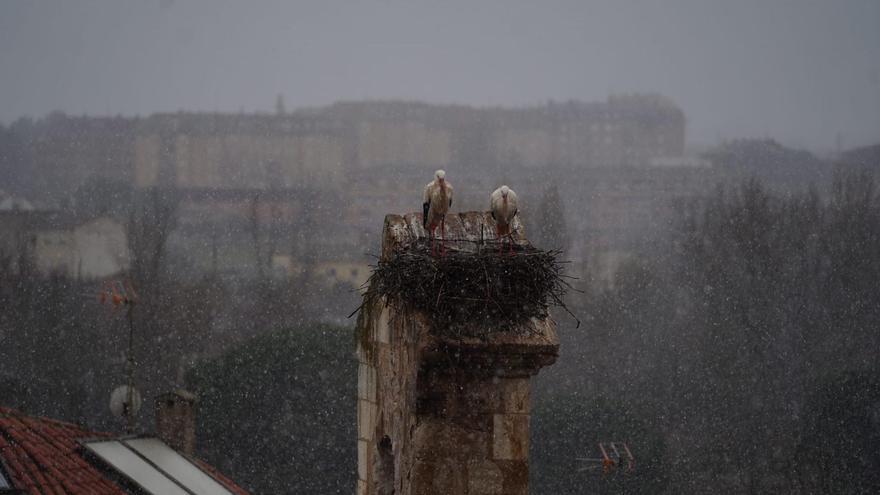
[356,212,559,495]
[155,389,197,456]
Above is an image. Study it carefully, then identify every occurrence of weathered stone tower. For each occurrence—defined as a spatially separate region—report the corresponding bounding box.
[356,212,559,495]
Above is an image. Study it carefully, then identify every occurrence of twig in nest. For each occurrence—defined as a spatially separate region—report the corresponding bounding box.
[352,238,579,337]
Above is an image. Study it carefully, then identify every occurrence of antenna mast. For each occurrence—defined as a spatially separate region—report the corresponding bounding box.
[101,280,141,433]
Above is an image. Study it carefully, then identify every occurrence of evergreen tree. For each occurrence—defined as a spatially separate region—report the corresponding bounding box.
[187,325,355,494]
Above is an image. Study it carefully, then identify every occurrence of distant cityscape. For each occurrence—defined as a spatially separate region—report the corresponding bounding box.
[3,94,865,296]
[0,95,690,284]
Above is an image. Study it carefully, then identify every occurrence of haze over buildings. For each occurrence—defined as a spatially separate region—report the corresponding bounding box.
[0,96,689,286]
[1,3,879,493]
[1,0,879,151]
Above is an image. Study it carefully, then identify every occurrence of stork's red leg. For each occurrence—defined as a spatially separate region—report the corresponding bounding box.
[430,222,437,257]
[508,233,515,256]
[440,217,447,256]
[496,224,503,255]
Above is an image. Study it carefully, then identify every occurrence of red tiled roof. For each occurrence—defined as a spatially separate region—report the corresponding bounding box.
[0,407,249,495]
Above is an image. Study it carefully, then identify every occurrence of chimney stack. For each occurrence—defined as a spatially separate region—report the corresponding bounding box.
[357,212,559,495]
[155,389,197,456]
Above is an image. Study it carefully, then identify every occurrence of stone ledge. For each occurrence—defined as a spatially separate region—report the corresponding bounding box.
[420,318,559,378]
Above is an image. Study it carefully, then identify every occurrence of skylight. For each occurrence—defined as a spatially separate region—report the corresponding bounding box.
[83,438,235,495]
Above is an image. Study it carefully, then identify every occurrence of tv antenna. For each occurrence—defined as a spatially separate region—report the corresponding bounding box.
[99,280,140,433]
[577,442,635,475]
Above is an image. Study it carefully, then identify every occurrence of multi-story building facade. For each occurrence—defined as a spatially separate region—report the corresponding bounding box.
[5,95,684,197]
[3,95,687,283]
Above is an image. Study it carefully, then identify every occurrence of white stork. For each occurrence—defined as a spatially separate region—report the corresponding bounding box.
[490,185,518,255]
[423,169,453,256]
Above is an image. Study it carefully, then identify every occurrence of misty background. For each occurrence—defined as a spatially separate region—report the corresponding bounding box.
[1,1,879,494]
[2,0,879,151]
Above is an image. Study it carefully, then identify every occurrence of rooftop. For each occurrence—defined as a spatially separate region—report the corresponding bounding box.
[0,407,249,495]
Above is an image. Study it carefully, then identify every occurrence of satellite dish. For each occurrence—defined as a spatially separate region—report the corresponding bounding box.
[109,385,143,418]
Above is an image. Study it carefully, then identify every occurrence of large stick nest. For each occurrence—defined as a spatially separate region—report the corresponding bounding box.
[356,238,577,337]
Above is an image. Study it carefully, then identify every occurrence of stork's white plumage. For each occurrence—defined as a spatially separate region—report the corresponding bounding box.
[423,170,453,256]
[490,185,518,254]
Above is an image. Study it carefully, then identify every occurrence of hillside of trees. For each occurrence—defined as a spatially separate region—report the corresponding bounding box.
[2,166,878,493]
[533,169,880,493]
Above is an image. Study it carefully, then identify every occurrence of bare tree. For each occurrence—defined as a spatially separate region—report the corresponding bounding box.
[127,186,179,296]
[534,184,571,251]
[249,192,265,280]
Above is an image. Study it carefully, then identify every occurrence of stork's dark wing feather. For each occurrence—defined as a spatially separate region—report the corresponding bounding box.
[423,202,430,228]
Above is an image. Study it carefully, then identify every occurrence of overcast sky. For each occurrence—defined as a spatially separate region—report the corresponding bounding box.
[1,0,878,151]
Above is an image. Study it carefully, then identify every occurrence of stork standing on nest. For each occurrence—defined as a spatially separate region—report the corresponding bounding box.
[490,185,518,255]
[423,169,453,256]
